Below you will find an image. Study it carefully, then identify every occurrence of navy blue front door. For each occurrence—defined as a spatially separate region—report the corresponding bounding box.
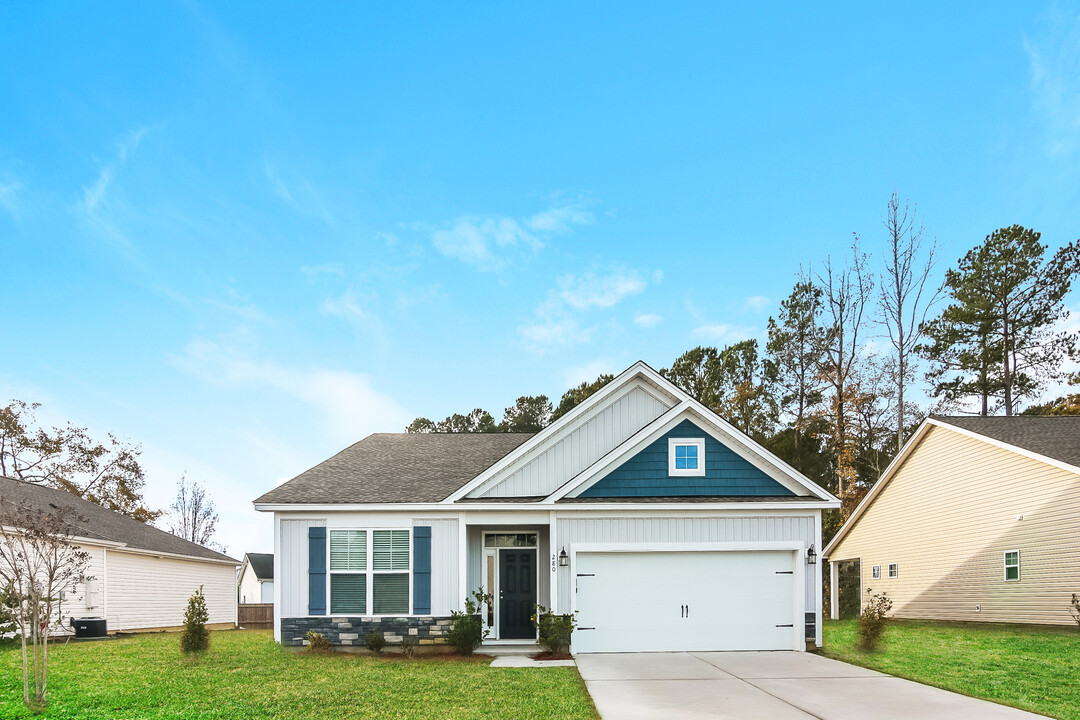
[499,549,536,640]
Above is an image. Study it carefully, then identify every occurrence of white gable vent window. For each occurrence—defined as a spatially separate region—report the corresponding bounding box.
[668,438,706,477]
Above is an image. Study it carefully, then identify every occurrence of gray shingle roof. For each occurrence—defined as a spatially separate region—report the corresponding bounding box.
[935,415,1080,470]
[245,552,274,580]
[253,433,535,504]
[0,476,236,563]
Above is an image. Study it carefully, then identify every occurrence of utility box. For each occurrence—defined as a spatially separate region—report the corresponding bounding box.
[71,617,107,638]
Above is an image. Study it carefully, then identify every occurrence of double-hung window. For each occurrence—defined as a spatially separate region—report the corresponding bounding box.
[669,438,706,477]
[1004,550,1020,582]
[888,562,898,579]
[329,529,410,615]
[871,564,881,580]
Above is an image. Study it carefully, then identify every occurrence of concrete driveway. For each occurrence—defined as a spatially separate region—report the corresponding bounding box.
[577,652,1045,720]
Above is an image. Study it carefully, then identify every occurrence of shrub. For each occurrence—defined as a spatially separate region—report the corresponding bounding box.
[400,635,418,658]
[305,631,332,653]
[179,585,210,654]
[532,604,577,654]
[1070,594,1080,629]
[365,632,387,653]
[856,588,893,651]
[446,587,491,656]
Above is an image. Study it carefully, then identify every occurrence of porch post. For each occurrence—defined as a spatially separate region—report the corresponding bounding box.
[548,511,558,611]
[829,560,839,620]
[458,515,468,612]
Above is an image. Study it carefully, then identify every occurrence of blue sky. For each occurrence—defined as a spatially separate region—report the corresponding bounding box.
[3,2,1079,554]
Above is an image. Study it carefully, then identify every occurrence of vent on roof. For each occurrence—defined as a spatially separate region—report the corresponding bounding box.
[48,503,58,509]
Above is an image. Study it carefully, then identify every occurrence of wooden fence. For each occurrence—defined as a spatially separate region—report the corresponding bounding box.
[238,603,274,629]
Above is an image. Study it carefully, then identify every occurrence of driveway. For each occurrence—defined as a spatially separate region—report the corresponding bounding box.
[577,652,1045,720]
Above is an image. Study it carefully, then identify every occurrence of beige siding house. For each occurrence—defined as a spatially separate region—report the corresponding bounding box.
[1,476,239,633]
[825,416,1080,626]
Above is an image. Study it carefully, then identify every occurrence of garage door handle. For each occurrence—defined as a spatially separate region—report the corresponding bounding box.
[775,571,793,575]
[578,627,595,631]
[776,624,793,627]
[680,604,685,618]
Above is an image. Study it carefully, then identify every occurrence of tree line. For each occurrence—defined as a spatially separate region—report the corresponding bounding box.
[408,194,1080,537]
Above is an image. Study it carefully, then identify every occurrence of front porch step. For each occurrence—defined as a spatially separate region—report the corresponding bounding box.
[479,642,540,657]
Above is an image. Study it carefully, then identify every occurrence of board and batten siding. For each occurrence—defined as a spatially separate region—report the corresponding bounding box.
[104,551,236,630]
[279,518,325,618]
[555,514,817,614]
[829,424,1080,625]
[413,518,458,616]
[475,384,671,498]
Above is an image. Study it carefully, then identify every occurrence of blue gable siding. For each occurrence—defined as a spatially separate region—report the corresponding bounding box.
[579,419,795,497]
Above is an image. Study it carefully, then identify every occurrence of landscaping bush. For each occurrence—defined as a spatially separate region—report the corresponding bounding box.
[532,604,577,654]
[1070,594,1080,629]
[446,587,491,656]
[856,588,893,651]
[179,586,210,654]
[305,631,332,653]
[400,635,418,658]
[365,632,387,653]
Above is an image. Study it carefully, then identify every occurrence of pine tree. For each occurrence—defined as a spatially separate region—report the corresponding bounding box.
[180,585,210,654]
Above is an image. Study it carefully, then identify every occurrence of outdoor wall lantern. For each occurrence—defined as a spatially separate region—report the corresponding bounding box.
[558,548,569,567]
[806,544,817,565]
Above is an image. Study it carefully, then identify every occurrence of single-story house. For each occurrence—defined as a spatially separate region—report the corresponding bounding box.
[825,416,1080,626]
[0,475,239,633]
[254,361,838,653]
[239,552,274,604]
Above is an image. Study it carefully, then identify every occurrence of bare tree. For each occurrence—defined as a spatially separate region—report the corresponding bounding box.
[817,239,874,512]
[879,193,940,449]
[167,475,220,550]
[0,498,91,709]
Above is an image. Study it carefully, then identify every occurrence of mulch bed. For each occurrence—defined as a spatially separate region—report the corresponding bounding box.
[531,651,573,661]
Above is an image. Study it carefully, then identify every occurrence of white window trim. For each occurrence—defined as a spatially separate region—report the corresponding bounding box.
[887,562,898,579]
[328,527,413,617]
[668,437,706,477]
[871,564,880,580]
[1004,549,1020,582]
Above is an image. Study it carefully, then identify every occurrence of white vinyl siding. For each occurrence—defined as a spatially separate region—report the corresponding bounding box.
[279,519,325,618]
[475,383,671,498]
[104,551,236,631]
[413,518,458,616]
[829,424,1080,625]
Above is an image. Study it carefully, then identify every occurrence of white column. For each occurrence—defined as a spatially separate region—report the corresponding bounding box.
[457,515,468,612]
[829,560,839,621]
[273,514,282,642]
[816,515,823,647]
[548,511,558,611]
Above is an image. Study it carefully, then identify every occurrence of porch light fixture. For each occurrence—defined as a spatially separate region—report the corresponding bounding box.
[806,544,817,565]
[558,548,569,567]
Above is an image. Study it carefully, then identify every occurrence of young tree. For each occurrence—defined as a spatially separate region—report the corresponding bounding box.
[0,401,160,523]
[817,241,874,512]
[921,226,1080,415]
[767,281,828,446]
[0,498,91,709]
[180,585,210,654]
[551,374,614,422]
[501,395,553,433]
[878,193,940,448]
[661,346,723,411]
[167,475,220,549]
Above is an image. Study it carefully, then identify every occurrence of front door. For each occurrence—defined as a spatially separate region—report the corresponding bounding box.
[498,549,536,640]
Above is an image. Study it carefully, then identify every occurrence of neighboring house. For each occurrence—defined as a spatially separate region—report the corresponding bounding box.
[825,416,1080,626]
[254,362,838,653]
[0,476,239,633]
[238,552,274,604]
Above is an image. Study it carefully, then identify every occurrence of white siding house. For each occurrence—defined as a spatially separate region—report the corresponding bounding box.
[238,553,274,604]
[255,362,838,653]
[1,477,239,633]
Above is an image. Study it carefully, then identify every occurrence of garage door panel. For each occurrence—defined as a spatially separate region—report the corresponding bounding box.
[574,550,797,653]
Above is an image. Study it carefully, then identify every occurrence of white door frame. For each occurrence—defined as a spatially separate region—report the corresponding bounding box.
[481,530,541,642]
[569,541,806,652]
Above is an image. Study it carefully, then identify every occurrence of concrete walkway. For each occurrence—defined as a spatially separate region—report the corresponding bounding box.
[577,652,1046,720]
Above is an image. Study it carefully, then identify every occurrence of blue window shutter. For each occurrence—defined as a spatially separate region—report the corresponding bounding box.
[309,526,327,615]
[413,526,431,615]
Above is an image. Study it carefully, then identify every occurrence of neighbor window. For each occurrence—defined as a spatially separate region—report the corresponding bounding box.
[668,438,706,477]
[1004,550,1020,582]
[329,529,410,615]
[871,565,881,580]
[888,563,898,579]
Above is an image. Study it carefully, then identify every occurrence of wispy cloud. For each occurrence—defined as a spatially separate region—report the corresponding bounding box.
[563,359,614,388]
[1024,7,1080,157]
[431,202,593,273]
[742,295,771,313]
[301,263,346,278]
[264,161,337,228]
[692,323,757,343]
[81,128,146,214]
[0,174,22,219]
[520,267,656,353]
[634,313,663,328]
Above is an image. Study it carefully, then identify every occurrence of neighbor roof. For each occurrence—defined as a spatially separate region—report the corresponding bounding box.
[253,433,534,504]
[245,552,274,580]
[0,476,236,563]
[935,415,1080,470]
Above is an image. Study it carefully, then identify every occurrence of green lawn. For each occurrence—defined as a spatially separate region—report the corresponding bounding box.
[0,630,598,719]
[823,619,1080,720]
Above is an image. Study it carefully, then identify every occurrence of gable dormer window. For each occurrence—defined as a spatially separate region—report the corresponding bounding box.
[668,438,706,477]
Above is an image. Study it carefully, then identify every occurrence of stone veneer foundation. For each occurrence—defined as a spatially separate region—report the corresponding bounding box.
[281,616,454,647]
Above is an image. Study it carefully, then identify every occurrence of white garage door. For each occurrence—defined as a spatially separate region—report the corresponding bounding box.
[573,550,798,653]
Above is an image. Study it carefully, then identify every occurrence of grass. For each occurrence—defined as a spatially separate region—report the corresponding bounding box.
[0,630,599,719]
[823,619,1080,720]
